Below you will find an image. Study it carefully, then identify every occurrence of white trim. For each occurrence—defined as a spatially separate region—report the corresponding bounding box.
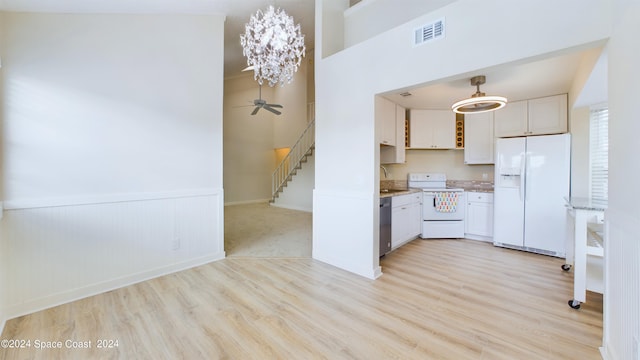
[4,251,225,320]
[599,343,613,360]
[3,188,222,210]
[224,198,271,206]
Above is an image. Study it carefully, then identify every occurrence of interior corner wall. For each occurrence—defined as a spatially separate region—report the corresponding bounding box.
[223,74,276,204]
[314,0,612,280]
[0,12,225,320]
[223,62,310,205]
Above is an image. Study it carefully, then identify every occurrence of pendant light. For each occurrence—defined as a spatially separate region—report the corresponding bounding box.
[451,75,507,114]
[240,5,306,87]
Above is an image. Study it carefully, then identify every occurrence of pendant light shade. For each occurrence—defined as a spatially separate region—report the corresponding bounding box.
[451,76,507,114]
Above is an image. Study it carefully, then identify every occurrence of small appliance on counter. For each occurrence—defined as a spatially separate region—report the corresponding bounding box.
[408,173,465,239]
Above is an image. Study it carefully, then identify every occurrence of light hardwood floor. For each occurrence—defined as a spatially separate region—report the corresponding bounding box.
[1,239,602,359]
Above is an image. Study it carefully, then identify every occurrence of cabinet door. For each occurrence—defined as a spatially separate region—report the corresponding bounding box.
[407,202,422,238]
[494,100,528,137]
[528,94,567,135]
[376,96,396,146]
[381,105,406,164]
[391,193,421,248]
[409,110,455,149]
[431,110,456,149]
[464,112,495,164]
[466,202,494,237]
[391,206,408,248]
[409,110,435,148]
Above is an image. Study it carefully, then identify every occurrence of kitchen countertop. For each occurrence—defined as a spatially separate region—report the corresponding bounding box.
[380,179,494,197]
[565,197,607,211]
[379,188,421,198]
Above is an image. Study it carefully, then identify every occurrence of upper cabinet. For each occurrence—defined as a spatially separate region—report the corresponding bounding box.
[494,94,568,138]
[381,104,407,164]
[409,109,456,149]
[464,112,494,164]
[376,96,397,146]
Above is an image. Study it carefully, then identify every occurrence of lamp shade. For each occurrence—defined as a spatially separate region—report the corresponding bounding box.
[452,95,507,114]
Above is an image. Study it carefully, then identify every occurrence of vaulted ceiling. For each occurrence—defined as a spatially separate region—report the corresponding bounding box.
[0,0,606,107]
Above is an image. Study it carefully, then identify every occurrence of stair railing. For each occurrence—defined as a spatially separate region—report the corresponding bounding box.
[271,117,315,200]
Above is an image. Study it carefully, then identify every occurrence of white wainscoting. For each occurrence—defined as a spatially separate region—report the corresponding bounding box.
[0,189,225,320]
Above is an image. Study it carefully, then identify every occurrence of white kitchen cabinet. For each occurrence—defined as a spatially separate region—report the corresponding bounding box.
[464,112,494,164]
[494,94,567,138]
[527,94,568,135]
[391,192,422,249]
[381,104,406,164]
[409,109,456,149]
[465,192,494,241]
[376,96,396,146]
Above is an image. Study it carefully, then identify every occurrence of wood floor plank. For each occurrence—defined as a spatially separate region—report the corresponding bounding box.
[1,239,602,359]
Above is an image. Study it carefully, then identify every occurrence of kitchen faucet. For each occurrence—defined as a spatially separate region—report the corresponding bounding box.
[380,165,389,179]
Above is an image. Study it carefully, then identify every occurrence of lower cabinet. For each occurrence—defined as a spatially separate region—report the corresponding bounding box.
[465,192,494,241]
[391,193,422,249]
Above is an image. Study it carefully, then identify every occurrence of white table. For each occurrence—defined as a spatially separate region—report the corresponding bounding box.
[564,197,606,309]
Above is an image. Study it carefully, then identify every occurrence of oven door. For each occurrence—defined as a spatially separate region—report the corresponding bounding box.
[423,191,465,220]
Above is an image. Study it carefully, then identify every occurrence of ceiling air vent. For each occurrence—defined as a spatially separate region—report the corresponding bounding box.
[414,18,445,46]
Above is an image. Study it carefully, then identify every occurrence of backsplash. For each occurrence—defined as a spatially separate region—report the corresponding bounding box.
[381,179,494,192]
[380,180,409,191]
[447,180,494,192]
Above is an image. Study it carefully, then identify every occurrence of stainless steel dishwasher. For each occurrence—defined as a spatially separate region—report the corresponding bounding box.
[380,197,392,257]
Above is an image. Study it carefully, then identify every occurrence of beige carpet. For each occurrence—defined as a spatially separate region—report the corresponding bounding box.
[224,202,312,258]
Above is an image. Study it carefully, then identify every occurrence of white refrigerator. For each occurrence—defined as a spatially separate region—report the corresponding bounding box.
[493,133,570,257]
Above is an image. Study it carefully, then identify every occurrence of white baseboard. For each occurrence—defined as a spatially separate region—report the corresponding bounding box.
[5,251,225,321]
[224,199,270,206]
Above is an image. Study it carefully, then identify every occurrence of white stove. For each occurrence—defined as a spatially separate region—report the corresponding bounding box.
[408,173,465,239]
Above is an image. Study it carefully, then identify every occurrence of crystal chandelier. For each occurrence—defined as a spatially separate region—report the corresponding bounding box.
[240,6,306,87]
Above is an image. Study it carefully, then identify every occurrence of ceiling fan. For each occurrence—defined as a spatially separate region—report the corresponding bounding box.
[251,84,283,115]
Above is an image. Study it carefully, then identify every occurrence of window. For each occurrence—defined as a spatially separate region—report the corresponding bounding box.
[589,106,608,200]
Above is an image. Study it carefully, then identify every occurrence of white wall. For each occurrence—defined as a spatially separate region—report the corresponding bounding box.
[0,11,7,333]
[314,0,611,281]
[224,74,276,204]
[0,12,225,320]
[344,0,454,48]
[569,107,590,198]
[604,2,640,359]
[272,154,314,212]
[223,59,311,204]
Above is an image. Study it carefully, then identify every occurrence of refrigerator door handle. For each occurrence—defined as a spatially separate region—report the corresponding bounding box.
[524,152,531,201]
[519,153,526,201]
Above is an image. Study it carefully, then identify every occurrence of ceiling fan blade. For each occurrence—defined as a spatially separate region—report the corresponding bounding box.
[264,106,282,115]
[266,104,283,108]
[251,106,260,115]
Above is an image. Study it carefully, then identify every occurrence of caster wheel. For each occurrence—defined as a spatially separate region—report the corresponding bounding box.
[561,264,572,271]
[568,300,581,309]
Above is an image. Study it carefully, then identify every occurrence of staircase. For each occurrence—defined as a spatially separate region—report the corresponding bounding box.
[271,118,315,203]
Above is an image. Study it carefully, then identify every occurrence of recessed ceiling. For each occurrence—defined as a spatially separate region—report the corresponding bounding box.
[384,49,597,110]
